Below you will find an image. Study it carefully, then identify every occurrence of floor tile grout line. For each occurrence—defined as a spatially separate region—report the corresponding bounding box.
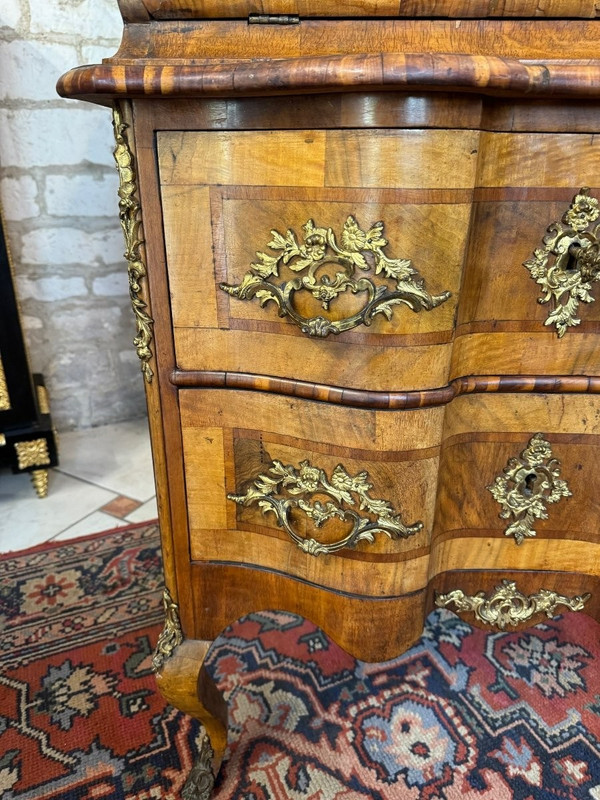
[53,467,156,504]
[46,508,106,543]
[47,509,131,543]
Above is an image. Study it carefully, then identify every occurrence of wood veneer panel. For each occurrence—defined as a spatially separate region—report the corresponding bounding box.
[453,194,600,376]
[190,563,427,662]
[435,439,600,540]
[175,331,455,392]
[131,95,487,138]
[450,332,600,379]
[441,393,600,440]
[430,538,600,578]
[125,21,600,61]
[158,129,479,188]
[429,394,600,603]
[481,100,600,134]
[457,199,600,328]
[160,130,471,390]
[180,389,442,596]
[164,190,464,331]
[477,132,600,187]
[140,0,600,18]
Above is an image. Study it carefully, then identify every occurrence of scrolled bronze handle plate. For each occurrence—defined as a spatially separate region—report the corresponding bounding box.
[524,188,600,338]
[435,580,590,629]
[227,458,422,556]
[220,216,451,338]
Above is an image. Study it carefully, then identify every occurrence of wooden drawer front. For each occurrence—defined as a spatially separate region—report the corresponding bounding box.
[160,127,600,391]
[453,132,600,379]
[180,388,443,597]
[159,129,475,391]
[430,393,600,587]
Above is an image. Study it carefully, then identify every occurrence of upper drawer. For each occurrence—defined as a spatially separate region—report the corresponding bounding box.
[159,128,474,392]
[159,127,600,390]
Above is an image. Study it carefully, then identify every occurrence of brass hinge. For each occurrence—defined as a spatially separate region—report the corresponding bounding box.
[248,14,300,24]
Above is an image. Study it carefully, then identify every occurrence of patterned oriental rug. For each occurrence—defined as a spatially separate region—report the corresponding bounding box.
[1,523,600,799]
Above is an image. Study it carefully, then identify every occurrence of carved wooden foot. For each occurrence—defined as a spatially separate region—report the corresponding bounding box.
[153,592,227,799]
[155,638,228,796]
[30,469,49,498]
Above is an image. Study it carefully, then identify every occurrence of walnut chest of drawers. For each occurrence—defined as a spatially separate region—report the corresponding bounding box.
[59,1,600,793]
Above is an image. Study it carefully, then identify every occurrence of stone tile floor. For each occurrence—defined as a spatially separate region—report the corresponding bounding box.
[0,417,157,553]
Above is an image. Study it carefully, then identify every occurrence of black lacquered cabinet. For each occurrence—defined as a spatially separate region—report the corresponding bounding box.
[0,209,58,497]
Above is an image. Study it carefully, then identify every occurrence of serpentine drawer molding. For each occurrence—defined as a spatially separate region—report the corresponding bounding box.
[58,1,600,795]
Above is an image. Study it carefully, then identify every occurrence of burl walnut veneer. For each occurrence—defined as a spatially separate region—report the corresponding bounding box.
[59,1,600,795]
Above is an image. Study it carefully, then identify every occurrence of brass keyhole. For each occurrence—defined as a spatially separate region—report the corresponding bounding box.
[565,242,581,272]
[523,472,537,497]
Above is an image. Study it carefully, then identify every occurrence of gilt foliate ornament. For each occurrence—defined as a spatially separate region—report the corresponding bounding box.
[524,188,600,337]
[14,438,51,470]
[436,581,590,630]
[152,588,183,672]
[220,216,450,337]
[227,459,422,556]
[182,736,215,800]
[0,356,10,411]
[487,433,571,545]
[112,103,154,382]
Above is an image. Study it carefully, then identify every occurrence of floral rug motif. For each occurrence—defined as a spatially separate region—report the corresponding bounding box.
[207,609,600,799]
[1,524,600,799]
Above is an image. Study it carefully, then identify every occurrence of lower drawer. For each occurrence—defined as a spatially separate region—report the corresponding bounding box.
[429,393,600,627]
[178,388,599,655]
[179,388,442,598]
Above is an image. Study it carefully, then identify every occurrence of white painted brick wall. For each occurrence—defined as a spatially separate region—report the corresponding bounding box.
[21,227,125,266]
[0,0,145,431]
[1,175,39,221]
[45,173,120,217]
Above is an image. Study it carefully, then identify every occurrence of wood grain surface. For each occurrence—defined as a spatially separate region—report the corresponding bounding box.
[134,0,600,19]
[190,563,428,662]
[159,129,473,391]
[159,127,600,390]
[158,129,480,188]
[180,388,441,595]
[70,11,600,671]
[95,21,600,61]
[58,55,600,105]
[429,394,600,604]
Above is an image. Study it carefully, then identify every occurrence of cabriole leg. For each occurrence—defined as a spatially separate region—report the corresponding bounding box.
[153,590,227,798]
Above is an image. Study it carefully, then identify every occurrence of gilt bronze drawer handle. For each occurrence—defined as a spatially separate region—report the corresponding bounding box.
[227,459,423,556]
[487,433,571,545]
[435,580,590,629]
[524,188,600,338]
[220,216,451,338]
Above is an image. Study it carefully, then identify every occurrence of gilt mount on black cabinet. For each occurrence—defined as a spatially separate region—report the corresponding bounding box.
[0,207,58,497]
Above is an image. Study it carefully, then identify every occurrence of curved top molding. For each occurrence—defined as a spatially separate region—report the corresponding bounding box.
[57,54,600,103]
[120,0,600,19]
